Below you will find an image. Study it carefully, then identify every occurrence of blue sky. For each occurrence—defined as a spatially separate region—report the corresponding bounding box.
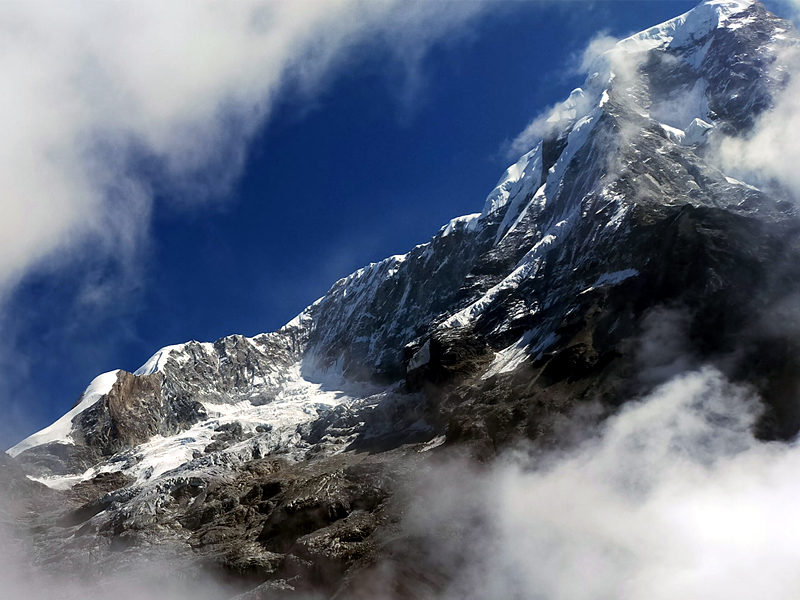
[1,0,790,449]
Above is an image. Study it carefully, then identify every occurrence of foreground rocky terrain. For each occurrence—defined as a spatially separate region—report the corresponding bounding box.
[3,1,800,597]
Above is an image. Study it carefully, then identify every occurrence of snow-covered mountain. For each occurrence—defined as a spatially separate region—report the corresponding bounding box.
[5,1,800,598]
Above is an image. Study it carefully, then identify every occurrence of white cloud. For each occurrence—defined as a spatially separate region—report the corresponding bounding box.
[578,31,619,73]
[718,43,800,197]
[506,31,633,158]
[401,368,800,600]
[507,86,595,157]
[0,0,490,301]
[707,2,800,197]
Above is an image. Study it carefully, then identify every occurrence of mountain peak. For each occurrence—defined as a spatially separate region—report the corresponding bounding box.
[12,0,798,482]
[620,0,756,51]
[9,4,800,595]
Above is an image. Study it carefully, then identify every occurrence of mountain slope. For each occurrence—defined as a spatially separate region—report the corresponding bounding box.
[5,1,800,597]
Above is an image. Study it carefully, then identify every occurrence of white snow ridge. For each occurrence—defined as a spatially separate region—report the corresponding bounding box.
[8,370,120,457]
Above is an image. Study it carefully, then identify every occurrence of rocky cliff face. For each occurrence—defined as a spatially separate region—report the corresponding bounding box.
[4,1,800,598]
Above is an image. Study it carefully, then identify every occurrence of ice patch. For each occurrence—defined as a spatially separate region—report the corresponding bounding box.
[546,109,601,198]
[660,123,687,144]
[494,148,544,244]
[683,117,714,145]
[408,339,431,372]
[660,118,713,146]
[418,435,446,453]
[440,213,480,237]
[498,184,547,245]
[135,344,190,375]
[581,269,640,294]
[281,301,318,333]
[726,176,761,191]
[483,333,535,379]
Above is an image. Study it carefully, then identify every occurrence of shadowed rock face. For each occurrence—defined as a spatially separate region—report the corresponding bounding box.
[77,371,165,455]
[429,203,800,453]
[77,370,210,456]
[6,2,800,599]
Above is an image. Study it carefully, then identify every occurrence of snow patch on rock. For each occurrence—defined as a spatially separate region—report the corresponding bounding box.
[9,370,120,457]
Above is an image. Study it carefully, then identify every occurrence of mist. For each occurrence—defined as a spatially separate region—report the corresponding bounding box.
[717,44,800,197]
[712,1,800,199]
[394,368,800,600]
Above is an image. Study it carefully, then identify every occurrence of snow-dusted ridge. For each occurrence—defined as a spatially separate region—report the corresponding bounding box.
[618,0,754,52]
[29,362,384,488]
[134,342,215,376]
[9,370,120,457]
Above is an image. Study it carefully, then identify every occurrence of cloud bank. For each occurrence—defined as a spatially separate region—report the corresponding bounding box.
[3,368,800,599]
[401,368,800,600]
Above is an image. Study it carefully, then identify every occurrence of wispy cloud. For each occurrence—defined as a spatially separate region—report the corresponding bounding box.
[0,1,492,300]
[505,29,626,158]
[717,42,800,198]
